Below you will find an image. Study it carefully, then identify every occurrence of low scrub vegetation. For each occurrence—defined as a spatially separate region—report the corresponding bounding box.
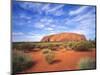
[12,50,35,74]
[13,43,35,51]
[12,41,95,52]
[67,41,95,51]
[78,57,96,69]
[42,48,55,64]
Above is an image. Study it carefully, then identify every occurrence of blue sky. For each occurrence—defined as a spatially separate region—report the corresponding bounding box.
[12,1,96,42]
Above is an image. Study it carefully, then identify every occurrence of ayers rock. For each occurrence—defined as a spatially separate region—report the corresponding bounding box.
[41,32,86,42]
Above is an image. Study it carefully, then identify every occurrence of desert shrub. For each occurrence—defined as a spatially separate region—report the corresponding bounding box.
[12,50,35,74]
[67,42,77,48]
[42,49,55,64]
[69,41,95,51]
[78,57,96,69]
[89,40,96,48]
[13,43,37,52]
[42,48,51,54]
[21,43,35,50]
[12,43,23,50]
[50,46,59,51]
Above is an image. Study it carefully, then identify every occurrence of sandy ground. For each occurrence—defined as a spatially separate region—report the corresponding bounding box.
[22,48,96,73]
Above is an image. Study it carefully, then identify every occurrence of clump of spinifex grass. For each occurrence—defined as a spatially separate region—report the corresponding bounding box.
[78,57,96,69]
[12,50,35,74]
[42,48,55,64]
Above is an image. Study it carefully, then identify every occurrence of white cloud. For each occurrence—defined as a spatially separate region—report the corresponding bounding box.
[26,34,44,41]
[50,24,56,27]
[65,8,95,39]
[45,5,65,16]
[19,2,42,10]
[75,10,95,22]
[19,2,45,15]
[12,32,24,36]
[41,4,50,11]
[66,9,95,25]
[19,2,65,16]
[19,13,32,20]
[54,9,64,16]
[40,17,53,23]
[12,32,45,42]
[45,27,54,31]
[47,5,64,13]
[13,2,96,41]
[69,6,89,16]
[34,23,45,29]
[33,17,55,29]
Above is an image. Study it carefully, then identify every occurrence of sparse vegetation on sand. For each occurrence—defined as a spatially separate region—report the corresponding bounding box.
[12,40,96,73]
[12,50,35,74]
[68,41,95,51]
[78,57,96,69]
[13,40,95,52]
[42,48,55,64]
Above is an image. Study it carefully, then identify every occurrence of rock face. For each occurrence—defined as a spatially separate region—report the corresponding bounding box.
[41,32,86,42]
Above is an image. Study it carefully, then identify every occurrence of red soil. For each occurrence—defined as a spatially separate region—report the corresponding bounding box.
[22,49,96,73]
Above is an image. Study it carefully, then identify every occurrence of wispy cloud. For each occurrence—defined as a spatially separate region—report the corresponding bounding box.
[18,2,64,16]
[12,1,96,41]
[41,4,50,11]
[65,8,95,39]
[46,5,65,16]
[34,23,45,29]
[12,32,24,36]
[69,6,89,16]
[45,27,54,31]
[12,31,46,42]
[48,5,64,12]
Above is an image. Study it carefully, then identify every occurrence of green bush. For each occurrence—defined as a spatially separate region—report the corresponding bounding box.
[69,41,95,51]
[13,43,39,53]
[78,57,96,69]
[21,43,34,50]
[67,42,77,48]
[42,49,55,64]
[89,40,96,48]
[12,50,35,74]
[12,43,23,50]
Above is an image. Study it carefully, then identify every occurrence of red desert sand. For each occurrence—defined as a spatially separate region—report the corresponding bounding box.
[22,49,96,73]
